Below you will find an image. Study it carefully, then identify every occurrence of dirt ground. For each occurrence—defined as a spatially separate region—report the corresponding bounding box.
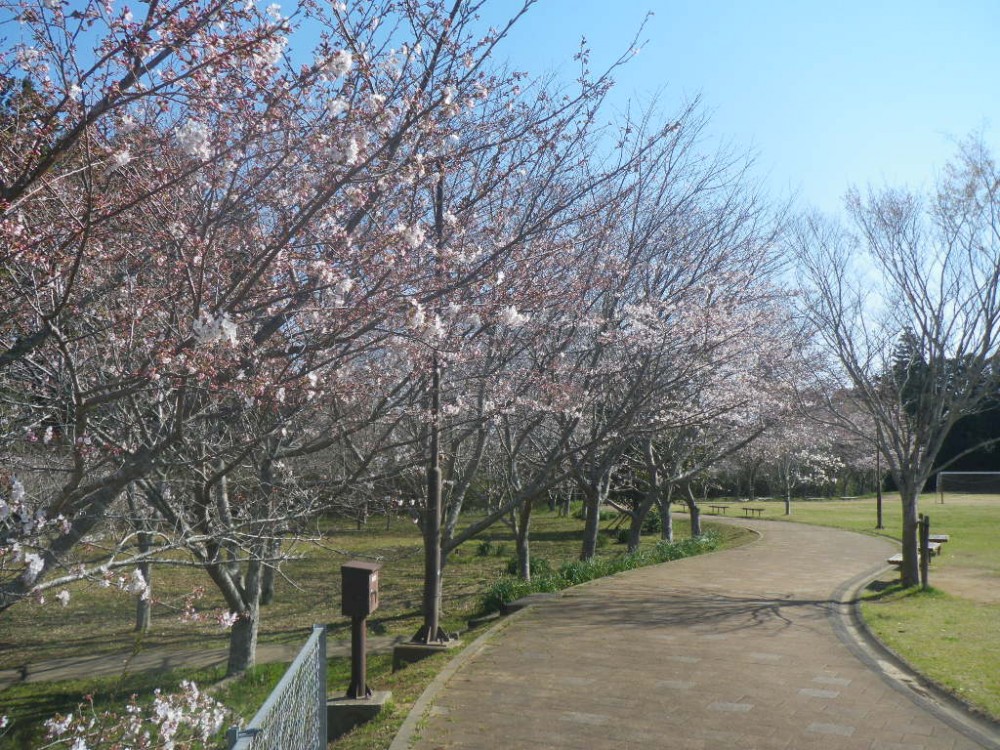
[931,567,1000,604]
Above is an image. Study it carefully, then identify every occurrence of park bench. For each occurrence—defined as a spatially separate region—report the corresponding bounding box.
[742,506,764,518]
[886,542,942,566]
[707,504,730,515]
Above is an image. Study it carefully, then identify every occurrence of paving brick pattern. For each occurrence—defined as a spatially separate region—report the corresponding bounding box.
[407,520,994,750]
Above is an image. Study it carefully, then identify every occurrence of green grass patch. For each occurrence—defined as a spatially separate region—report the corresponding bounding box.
[759,493,1000,720]
[481,533,722,612]
[861,584,1000,718]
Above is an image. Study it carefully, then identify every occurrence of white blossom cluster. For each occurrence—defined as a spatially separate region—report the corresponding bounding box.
[331,135,360,165]
[193,311,238,347]
[327,96,349,117]
[398,223,425,249]
[500,305,529,327]
[44,680,227,750]
[175,120,212,160]
[253,34,288,67]
[316,48,353,81]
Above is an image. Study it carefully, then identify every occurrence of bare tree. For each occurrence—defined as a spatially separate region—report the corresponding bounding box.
[791,136,1000,586]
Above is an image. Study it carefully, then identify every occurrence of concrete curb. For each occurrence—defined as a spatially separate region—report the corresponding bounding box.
[831,563,1000,749]
[388,607,530,750]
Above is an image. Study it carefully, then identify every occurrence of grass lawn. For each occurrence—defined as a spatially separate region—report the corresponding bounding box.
[755,492,1000,720]
[0,507,752,749]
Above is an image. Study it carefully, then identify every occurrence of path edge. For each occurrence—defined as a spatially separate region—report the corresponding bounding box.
[387,607,529,750]
[832,563,1000,749]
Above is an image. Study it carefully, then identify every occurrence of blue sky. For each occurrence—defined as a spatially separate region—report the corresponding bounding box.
[489,1,1000,215]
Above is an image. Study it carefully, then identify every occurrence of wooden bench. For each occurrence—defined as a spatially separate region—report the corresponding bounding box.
[707,504,730,515]
[742,506,764,518]
[887,542,942,566]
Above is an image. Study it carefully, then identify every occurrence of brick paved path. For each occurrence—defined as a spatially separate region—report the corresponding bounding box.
[402,520,998,750]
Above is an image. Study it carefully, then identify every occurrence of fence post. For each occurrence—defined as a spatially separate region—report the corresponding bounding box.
[919,514,930,589]
[316,624,328,748]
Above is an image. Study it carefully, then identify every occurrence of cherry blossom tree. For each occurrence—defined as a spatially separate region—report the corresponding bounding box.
[553,103,791,560]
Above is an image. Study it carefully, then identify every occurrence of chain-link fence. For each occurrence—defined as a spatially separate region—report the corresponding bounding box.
[226,624,328,750]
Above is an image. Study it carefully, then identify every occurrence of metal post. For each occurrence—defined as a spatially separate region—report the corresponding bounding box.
[919,513,930,589]
[316,624,327,746]
[415,167,446,645]
[875,425,884,529]
[347,615,369,699]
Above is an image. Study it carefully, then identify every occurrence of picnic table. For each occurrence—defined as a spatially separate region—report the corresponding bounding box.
[742,506,764,518]
[707,504,730,515]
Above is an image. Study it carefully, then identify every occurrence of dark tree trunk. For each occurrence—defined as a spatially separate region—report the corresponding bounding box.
[899,484,920,587]
[580,489,602,561]
[682,487,702,538]
[627,439,659,553]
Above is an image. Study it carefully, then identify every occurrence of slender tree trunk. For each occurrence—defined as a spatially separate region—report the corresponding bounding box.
[579,484,603,561]
[135,531,152,632]
[127,486,152,632]
[659,484,675,543]
[215,469,244,590]
[683,487,702,538]
[626,439,658,553]
[625,506,644,553]
[515,497,533,580]
[260,537,280,606]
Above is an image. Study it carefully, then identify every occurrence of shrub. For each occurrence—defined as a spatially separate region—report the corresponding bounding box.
[571,505,616,522]
[642,507,662,534]
[504,556,553,577]
[476,540,508,557]
[481,574,561,613]
[477,531,721,614]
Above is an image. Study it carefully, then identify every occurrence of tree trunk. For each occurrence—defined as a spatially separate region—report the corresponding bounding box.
[659,484,675,543]
[226,556,263,675]
[515,497,533,580]
[260,537,280,606]
[625,511,643,553]
[899,484,920,587]
[127,486,152,632]
[580,488,602,561]
[784,487,791,516]
[627,438,658,553]
[227,606,260,675]
[215,469,244,590]
[683,488,702,538]
[135,531,152,632]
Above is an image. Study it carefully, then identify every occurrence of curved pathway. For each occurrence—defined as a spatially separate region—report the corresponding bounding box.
[400,520,999,749]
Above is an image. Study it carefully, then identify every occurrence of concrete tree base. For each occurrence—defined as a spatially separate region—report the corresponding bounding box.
[392,640,461,672]
[327,691,391,740]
